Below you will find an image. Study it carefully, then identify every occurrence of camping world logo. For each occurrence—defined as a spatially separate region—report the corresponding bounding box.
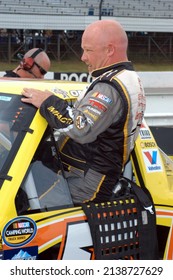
[142,149,163,173]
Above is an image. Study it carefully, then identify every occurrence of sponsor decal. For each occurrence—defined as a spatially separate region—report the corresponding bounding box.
[87,106,101,115]
[2,217,37,247]
[47,106,73,124]
[70,90,85,98]
[135,112,144,120]
[87,117,94,126]
[0,96,12,101]
[76,115,86,129]
[139,123,151,139]
[51,87,69,98]
[51,88,84,99]
[89,99,107,112]
[83,109,99,121]
[93,92,112,104]
[140,142,156,148]
[135,89,146,120]
[142,149,163,172]
[4,246,38,260]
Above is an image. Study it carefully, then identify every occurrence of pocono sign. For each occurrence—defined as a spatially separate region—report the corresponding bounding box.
[54,72,93,83]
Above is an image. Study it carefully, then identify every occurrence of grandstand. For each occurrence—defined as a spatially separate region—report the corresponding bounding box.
[0,0,173,62]
[0,0,173,31]
[0,0,173,18]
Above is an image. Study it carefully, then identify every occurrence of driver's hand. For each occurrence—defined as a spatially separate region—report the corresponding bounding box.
[21,88,53,108]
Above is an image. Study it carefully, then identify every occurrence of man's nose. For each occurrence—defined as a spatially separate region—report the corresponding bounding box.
[81,52,86,62]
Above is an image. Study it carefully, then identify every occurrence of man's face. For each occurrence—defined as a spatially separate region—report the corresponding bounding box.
[81,31,109,73]
[32,63,45,79]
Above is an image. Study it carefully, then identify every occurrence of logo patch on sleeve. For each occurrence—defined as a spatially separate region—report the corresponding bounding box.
[92,92,112,104]
[89,99,107,112]
[76,115,86,129]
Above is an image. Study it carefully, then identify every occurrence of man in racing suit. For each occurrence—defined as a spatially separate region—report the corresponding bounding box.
[21,20,146,204]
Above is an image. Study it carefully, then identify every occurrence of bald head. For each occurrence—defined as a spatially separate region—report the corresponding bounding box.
[81,20,128,73]
[24,48,51,74]
[86,20,128,52]
[14,48,51,79]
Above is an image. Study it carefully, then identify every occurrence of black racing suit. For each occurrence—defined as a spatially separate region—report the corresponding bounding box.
[40,62,146,203]
[3,70,20,77]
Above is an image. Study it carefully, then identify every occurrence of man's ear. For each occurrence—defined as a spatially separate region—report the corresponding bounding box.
[107,43,115,57]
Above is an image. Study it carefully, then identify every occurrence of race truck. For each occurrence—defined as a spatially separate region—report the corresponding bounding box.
[0,78,173,260]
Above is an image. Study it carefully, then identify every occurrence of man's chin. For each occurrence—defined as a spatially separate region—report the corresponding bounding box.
[88,66,92,73]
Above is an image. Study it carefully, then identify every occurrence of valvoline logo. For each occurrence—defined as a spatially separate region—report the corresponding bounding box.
[142,149,163,173]
[144,150,157,164]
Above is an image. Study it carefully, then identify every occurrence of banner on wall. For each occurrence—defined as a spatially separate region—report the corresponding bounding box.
[54,72,93,83]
